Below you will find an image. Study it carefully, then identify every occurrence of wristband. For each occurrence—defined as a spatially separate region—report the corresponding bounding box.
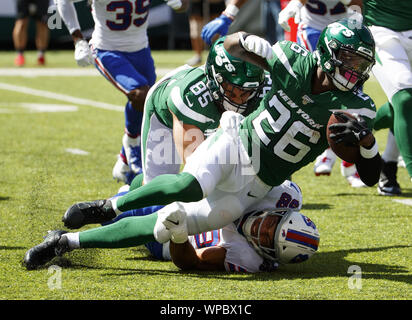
[223,4,239,19]
[360,141,379,159]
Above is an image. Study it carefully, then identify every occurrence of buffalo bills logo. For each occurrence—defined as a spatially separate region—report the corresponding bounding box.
[301,214,317,230]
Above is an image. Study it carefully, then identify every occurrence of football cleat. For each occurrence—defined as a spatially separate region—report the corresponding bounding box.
[14,54,25,67]
[62,200,116,229]
[377,161,401,196]
[341,163,366,188]
[112,155,137,185]
[37,55,45,66]
[122,134,142,174]
[23,230,70,270]
[314,148,336,176]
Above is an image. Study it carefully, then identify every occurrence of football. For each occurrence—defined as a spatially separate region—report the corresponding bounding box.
[326,112,361,163]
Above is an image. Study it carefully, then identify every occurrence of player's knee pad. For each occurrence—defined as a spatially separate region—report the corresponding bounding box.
[127,85,150,112]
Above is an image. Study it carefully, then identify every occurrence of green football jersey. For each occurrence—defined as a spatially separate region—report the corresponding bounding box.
[146,65,221,134]
[363,0,412,31]
[146,65,271,135]
[240,41,377,187]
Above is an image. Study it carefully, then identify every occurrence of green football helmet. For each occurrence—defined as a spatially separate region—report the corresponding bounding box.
[205,37,265,115]
[316,18,375,91]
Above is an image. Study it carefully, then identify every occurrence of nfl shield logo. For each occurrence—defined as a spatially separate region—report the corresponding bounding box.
[302,95,314,105]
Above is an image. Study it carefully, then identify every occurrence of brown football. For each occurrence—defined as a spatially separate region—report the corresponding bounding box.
[326,112,360,163]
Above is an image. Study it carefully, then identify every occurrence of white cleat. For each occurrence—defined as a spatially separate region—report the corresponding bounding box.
[314,149,337,176]
[341,163,366,188]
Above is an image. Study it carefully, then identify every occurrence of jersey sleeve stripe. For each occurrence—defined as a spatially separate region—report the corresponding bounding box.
[170,86,215,124]
[273,43,298,79]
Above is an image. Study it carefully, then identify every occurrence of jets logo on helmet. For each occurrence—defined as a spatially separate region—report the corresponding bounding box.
[205,37,265,115]
[214,45,236,72]
[315,18,375,92]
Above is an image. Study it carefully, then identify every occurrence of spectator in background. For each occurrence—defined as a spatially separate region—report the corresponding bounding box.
[186,0,226,66]
[12,0,50,66]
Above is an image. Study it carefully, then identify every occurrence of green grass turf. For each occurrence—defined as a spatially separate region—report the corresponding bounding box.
[0,50,411,300]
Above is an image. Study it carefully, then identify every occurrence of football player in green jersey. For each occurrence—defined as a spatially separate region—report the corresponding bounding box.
[362,0,412,196]
[39,19,381,257]
[113,37,266,186]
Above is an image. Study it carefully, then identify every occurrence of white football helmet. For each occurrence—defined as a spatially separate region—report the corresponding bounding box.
[240,208,320,264]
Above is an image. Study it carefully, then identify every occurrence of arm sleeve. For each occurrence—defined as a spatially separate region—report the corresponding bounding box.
[55,0,81,34]
[356,141,382,187]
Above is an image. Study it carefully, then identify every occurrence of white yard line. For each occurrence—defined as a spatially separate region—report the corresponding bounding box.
[0,67,173,77]
[393,199,412,207]
[0,67,173,111]
[0,82,124,111]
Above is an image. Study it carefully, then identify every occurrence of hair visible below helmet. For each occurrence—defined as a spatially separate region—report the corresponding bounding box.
[205,37,265,115]
[315,18,375,91]
[241,208,320,265]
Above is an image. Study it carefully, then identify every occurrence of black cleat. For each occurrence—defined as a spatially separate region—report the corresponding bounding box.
[62,199,116,229]
[23,230,70,270]
[377,161,402,196]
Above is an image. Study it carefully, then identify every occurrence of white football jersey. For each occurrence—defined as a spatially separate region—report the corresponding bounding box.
[172,180,303,273]
[300,0,349,31]
[89,0,150,52]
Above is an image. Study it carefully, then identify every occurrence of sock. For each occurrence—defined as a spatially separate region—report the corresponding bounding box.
[382,130,400,163]
[130,173,144,191]
[125,101,143,137]
[65,232,80,249]
[79,213,158,248]
[115,172,203,213]
[38,50,45,57]
[391,88,412,177]
[373,101,394,131]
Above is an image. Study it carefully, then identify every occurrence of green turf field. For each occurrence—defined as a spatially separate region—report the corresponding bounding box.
[0,50,410,300]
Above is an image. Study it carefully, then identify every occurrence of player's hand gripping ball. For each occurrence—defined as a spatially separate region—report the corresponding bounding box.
[327,111,371,163]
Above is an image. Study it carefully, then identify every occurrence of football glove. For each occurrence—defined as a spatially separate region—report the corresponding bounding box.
[74,39,93,67]
[201,14,233,46]
[278,0,303,32]
[161,203,188,244]
[328,112,372,146]
[165,0,182,10]
[239,33,273,60]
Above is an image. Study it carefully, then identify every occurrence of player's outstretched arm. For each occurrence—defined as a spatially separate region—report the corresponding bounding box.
[224,32,272,71]
[201,0,248,45]
[170,242,226,271]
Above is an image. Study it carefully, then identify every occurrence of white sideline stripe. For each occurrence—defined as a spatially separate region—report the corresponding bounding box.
[0,82,124,111]
[0,67,173,77]
[65,148,90,156]
[393,199,412,207]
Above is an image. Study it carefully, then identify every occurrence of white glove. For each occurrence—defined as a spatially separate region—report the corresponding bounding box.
[165,0,182,10]
[278,0,303,32]
[239,33,273,60]
[74,39,93,67]
[161,203,188,244]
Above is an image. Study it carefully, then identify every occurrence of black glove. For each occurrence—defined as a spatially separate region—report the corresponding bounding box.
[328,112,371,146]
